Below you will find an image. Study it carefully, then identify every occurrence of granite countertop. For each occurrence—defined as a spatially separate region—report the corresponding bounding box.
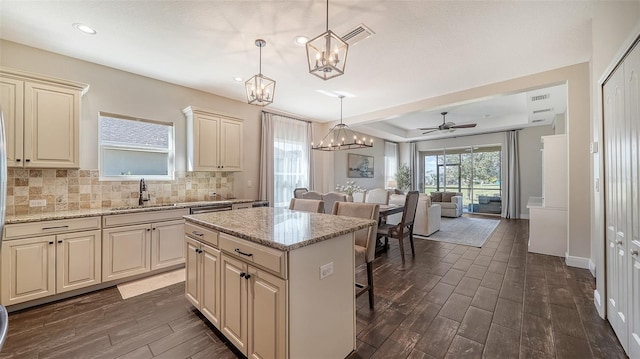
[184,207,377,251]
[4,199,256,224]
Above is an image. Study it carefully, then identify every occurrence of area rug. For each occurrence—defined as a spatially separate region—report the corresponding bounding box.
[117,268,185,299]
[416,216,500,247]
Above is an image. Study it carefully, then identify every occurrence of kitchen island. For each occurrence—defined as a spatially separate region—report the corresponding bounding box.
[183,207,376,359]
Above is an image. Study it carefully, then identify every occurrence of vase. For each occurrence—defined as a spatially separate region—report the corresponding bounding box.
[346,194,353,202]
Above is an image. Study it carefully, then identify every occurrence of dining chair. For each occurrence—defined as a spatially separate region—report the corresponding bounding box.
[293,187,308,199]
[289,198,324,213]
[365,188,390,205]
[377,191,419,263]
[301,190,323,201]
[352,191,366,203]
[322,192,347,215]
[332,201,380,309]
[0,305,7,351]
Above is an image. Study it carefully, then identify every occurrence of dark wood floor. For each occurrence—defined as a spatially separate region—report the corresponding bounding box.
[0,218,628,358]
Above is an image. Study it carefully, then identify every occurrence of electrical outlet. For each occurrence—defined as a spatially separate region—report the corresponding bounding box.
[29,199,47,207]
[209,191,217,197]
[320,262,334,280]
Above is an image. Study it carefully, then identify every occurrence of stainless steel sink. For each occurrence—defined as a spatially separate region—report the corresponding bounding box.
[109,203,177,211]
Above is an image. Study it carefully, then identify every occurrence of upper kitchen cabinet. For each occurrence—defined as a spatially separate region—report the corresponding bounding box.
[0,67,88,168]
[183,106,243,172]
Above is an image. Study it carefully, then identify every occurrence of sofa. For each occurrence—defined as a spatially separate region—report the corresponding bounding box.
[387,193,441,236]
[430,191,463,217]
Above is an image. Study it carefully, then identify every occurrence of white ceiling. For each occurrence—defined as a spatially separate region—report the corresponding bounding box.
[0,1,594,140]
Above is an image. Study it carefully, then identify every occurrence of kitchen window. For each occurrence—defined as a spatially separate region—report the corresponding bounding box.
[98,112,175,180]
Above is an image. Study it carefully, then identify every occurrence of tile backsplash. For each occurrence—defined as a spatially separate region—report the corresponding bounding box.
[5,169,234,215]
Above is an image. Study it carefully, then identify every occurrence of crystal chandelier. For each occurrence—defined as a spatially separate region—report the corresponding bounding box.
[312,96,373,151]
[245,39,275,106]
[305,0,349,81]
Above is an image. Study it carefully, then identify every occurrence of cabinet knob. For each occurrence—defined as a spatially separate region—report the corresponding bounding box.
[16,159,21,162]
[152,227,156,230]
[58,240,62,244]
[631,249,639,256]
[616,240,623,245]
[49,241,54,245]
[240,272,246,278]
[25,159,30,162]
[244,274,251,280]
[147,228,151,231]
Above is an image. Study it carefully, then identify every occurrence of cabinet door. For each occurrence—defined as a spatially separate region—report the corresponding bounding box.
[201,243,221,329]
[247,267,286,359]
[1,236,56,305]
[219,118,243,171]
[185,236,201,308]
[102,224,151,282]
[194,114,220,170]
[151,219,185,270]
[23,81,80,168]
[0,77,24,167]
[56,230,102,293]
[221,253,248,355]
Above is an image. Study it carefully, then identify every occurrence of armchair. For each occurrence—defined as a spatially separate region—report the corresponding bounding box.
[388,193,441,236]
[430,191,463,217]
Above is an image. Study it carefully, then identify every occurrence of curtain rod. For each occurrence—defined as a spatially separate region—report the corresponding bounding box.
[262,110,312,123]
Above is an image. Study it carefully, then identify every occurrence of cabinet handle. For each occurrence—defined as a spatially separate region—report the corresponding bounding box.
[191,231,204,237]
[42,225,69,231]
[58,240,62,244]
[49,241,54,245]
[616,240,623,245]
[16,159,21,162]
[234,248,253,257]
[631,249,639,256]
[240,272,246,278]
[244,274,251,280]
[25,159,30,162]
[147,228,151,231]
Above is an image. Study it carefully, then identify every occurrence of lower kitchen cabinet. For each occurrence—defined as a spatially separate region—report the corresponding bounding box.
[102,224,151,282]
[1,229,102,305]
[151,219,185,270]
[185,236,221,328]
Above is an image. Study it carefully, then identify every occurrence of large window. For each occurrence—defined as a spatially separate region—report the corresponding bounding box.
[422,145,501,214]
[99,112,174,180]
[272,116,311,208]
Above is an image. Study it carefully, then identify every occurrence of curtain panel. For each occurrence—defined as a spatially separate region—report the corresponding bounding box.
[503,130,520,219]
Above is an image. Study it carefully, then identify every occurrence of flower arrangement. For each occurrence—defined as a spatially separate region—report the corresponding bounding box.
[335,181,364,195]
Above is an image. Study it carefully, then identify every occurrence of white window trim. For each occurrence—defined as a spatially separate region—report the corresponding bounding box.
[98,113,175,181]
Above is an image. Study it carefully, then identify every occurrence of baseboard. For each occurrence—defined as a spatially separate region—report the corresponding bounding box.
[589,259,596,277]
[519,213,530,219]
[565,254,590,269]
[594,289,605,319]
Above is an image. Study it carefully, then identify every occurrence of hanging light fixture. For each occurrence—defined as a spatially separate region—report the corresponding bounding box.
[306,0,349,81]
[312,96,373,151]
[245,39,276,106]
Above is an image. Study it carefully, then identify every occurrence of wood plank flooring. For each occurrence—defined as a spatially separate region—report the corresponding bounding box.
[0,218,627,358]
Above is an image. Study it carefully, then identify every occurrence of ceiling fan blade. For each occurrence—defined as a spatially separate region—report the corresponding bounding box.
[422,129,437,134]
[418,127,439,130]
[451,123,477,129]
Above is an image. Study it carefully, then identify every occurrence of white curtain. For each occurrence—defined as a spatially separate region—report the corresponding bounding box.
[384,141,398,188]
[503,130,520,218]
[259,112,313,208]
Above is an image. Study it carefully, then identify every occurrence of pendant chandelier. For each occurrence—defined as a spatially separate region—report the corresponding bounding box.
[245,39,276,106]
[312,96,373,151]
[305,0,349,81]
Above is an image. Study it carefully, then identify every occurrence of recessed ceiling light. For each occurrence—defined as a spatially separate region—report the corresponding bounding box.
[234,77,244,82]
[72,23,97,35]
[294,36,309,46]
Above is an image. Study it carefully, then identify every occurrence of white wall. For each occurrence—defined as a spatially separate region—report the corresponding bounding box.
[0,40,265,199]
[590,2,640,317]
[332,137,385,191]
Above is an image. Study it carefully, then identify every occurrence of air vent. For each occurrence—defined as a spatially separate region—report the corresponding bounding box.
[531,94,550,102]
[533,108,553,114]
[341,24,374,45]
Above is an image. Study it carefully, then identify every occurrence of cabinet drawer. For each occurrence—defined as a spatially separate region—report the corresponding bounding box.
[185,222,219,247]
[4,216,101,239]
[219,233,286,278]
[103,208,188,228]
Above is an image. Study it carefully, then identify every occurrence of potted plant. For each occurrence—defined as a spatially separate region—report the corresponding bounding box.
[395,163,411,193]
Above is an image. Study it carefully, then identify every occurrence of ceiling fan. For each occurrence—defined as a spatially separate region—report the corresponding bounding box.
[419,112,477,134]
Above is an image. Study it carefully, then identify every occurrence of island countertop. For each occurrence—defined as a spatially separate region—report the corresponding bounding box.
[184,207,376,251]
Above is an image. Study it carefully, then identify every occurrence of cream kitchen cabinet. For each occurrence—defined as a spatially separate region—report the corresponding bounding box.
[1,217,102,306]
[185,224,221,328]
[102,209,187,282]
[183,106,243,172]
[0,67,88,168]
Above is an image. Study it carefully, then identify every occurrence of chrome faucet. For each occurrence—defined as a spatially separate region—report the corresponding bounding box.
[139,178,150,205]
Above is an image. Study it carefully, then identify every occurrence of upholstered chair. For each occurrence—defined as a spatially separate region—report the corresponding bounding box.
[322,192,348,214]
[352,191,366,203]
[365,188,390,205]
[301,190,323,201]
[288,198,324,213]
[293,187,308,199]
[377,191,419,263]
[332,202,380,308]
